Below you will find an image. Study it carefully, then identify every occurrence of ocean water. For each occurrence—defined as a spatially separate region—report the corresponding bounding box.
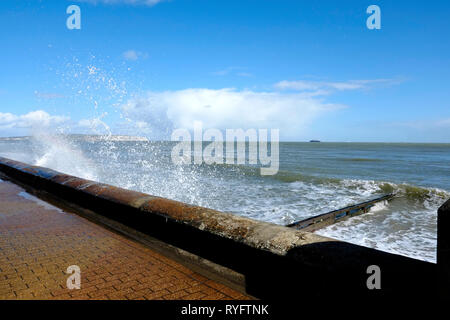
[1,135,449,263]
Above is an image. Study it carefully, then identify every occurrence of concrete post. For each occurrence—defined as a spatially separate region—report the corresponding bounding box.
[438,198,450,299]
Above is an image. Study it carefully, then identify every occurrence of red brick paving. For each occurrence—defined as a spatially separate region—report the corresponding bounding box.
[0,179,251,300]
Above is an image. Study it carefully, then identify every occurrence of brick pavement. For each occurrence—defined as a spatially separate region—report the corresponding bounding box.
[0,179,251,300]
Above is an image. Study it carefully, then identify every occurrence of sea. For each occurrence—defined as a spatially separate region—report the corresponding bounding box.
[1,134,449,263]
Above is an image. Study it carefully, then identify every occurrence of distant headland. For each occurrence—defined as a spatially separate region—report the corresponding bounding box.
[0,134,149,142]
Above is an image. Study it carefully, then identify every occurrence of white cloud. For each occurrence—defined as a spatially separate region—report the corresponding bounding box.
[212,67,252,77]
[274,79,399,93]
[34,91,65,99]
[121,88,345,139]
[123,50,148,61]
[437,118,450,127]
[76,0,165,6]
[77,114,112,135]
[0,110,69,131]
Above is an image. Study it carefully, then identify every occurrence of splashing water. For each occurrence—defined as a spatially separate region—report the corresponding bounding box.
[1,138,449,263]
[31,133,98,181]
[2,58,449,264]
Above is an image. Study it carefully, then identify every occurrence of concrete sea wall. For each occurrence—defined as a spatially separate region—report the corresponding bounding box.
[438,197,450,298]
[0,156,447,300]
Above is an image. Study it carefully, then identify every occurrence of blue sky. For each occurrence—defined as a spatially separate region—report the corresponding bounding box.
[0,0,449,141]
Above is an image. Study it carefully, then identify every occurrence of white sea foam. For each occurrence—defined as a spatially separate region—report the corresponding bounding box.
[314,182,444,263]
[2,135,448,263]
[1,57,448,264]
[31,133,98,181]
[369,200,388,212]
[316,209,437,263]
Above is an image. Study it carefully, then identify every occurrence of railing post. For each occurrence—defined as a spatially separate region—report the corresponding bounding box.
[438,198,450,299]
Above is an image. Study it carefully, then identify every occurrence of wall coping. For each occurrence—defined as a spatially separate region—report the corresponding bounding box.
[0,156,332,256]
[0,156,441,299]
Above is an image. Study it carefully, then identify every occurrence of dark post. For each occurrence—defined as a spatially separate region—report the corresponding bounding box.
[438,198,450,299]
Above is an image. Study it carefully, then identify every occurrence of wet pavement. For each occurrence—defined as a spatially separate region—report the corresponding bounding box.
[0,179,250,300]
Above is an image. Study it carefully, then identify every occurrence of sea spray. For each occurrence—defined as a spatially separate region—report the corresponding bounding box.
[30,132,98,181]
[3,55,450,263]
[1,139,449,263]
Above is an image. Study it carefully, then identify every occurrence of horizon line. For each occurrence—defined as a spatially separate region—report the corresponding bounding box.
[0,134,449,144]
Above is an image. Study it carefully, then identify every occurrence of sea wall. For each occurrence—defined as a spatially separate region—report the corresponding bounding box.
[0,156,443,300]
[438,198,450,298]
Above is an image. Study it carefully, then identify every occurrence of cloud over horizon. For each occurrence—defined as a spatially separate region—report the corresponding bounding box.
[121,88,346,139]
[274,78,402,94]
[0,110,69,135]
[0,79,408,140]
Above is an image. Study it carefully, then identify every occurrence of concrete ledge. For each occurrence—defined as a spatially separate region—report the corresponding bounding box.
[0,156,329,254]
[0,156,441,300]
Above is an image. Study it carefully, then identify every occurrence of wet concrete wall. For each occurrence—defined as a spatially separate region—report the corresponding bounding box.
[0,156,443,301]
[438,198,450,298]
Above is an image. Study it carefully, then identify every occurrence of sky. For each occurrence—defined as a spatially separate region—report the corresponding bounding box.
[0,0,449,142]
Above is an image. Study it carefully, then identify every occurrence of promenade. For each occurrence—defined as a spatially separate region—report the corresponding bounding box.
[0,178,250,300]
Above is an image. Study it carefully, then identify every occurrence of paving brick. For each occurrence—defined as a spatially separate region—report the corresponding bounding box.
[163,290,190,300]
[0,180,251,301]
[95,279,122,290]
[185,284,207,294]
[113,280,139,291]
[126,289,150,300]
[182,291,208,300]
[144,289,170,300]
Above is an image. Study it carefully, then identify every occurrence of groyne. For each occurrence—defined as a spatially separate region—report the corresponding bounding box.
[0,156,447,300]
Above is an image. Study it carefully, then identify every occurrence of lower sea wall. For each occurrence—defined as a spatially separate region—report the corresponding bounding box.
[0,156,444,300]
[438,198,450,298]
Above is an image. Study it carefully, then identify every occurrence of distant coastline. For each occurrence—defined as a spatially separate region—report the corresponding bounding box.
[0,134,149,142]
[1,135,449,144]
